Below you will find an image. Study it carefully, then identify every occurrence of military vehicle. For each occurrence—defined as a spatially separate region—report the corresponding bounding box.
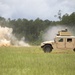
[41,29,75,52]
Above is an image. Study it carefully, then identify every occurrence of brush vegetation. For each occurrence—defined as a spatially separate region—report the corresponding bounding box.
[0,12,75,45]
[0,46,75,75]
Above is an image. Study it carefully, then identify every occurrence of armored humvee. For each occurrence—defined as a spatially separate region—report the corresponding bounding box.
[41,29,75,53]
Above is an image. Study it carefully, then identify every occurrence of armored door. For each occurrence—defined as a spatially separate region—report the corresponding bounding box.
[56,38,66,48]
[66,38,74,48]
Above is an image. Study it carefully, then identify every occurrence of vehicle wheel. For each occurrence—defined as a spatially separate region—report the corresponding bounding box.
[73,48,75,52]
[43,45,52,53]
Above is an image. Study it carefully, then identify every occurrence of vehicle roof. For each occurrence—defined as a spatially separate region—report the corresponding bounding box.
[56,36,75,38]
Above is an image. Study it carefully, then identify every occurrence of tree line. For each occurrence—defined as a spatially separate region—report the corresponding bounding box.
[0,12,75,45]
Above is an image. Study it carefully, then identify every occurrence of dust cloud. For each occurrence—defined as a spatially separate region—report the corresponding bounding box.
[43,25,75,41]
[0,26,30,47]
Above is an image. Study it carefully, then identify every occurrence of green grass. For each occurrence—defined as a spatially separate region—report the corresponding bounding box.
[0,46,75,75]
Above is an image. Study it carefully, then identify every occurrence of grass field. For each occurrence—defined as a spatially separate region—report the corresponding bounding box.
[0,46,75,75]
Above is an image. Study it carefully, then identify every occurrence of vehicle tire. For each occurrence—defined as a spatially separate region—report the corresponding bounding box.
[73,48,75,52]
[43,45,52,53]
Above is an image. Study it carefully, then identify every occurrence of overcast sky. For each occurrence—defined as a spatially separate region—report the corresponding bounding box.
[0,0,75,20]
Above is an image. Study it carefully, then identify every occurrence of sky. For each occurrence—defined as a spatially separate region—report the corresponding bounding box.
[0,0,75,20]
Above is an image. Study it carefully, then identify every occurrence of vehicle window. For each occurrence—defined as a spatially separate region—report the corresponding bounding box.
[67,38,72,42]
[58,38,63,42]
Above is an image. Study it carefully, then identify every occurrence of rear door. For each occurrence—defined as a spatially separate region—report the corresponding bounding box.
[66,38,74,48]
[56,37,66,48]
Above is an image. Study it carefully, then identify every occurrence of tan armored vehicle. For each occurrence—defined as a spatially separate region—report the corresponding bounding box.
[41,29,75,52]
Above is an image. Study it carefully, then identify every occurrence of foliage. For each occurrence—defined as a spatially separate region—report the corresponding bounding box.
[61,12,75,25]
[0,12,75,45]
[0,17,52,45]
